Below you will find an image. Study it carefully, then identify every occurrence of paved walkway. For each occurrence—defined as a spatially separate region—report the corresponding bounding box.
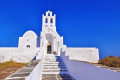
[4,60,40,80]
[42,54,75,80]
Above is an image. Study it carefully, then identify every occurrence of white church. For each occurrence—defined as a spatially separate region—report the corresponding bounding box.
[3,11,120,80]
[0,10,99,63]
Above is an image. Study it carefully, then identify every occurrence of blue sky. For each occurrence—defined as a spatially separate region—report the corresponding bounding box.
[0,0,120,59]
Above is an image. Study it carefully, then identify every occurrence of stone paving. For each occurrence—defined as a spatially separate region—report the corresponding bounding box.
[42,54,75,80]
[4,60,40,80]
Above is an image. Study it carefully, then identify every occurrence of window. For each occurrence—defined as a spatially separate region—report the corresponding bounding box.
[50,18,53,23]
[45,18,48,23]
[26,45,30,48]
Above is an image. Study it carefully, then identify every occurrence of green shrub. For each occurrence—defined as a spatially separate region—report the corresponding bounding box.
[98,56,120,68]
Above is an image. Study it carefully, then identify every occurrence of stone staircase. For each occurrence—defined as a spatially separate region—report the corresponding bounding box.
[42,54,75,80]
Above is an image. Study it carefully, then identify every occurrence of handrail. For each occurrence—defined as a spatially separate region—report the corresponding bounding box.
[26,49,44,80]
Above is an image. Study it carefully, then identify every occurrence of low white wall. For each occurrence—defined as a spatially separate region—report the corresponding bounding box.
[26,60,42,80]
[0,47,39,63]
[26,49,44,80]
[65,47,99,63]
[61,52,120,80]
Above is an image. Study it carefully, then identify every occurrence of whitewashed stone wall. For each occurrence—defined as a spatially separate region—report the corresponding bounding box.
[0,48,39,63]
[64,47,99,63]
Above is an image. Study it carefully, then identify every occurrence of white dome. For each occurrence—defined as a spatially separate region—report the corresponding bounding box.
[23,30,37,38]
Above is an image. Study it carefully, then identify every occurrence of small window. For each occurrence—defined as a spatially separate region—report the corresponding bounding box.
[26,45,30,48]
[50,18,53,23]
[45,18,48,23]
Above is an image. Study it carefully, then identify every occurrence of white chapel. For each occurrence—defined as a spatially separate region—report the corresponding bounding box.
[0,11,99,63]
[2,11,120,80]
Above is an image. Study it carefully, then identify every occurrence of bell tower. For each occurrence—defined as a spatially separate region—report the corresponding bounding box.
[42,11,56,32]
[39,10,64,56]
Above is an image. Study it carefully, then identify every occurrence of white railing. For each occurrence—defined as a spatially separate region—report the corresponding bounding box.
[26,49,44,80]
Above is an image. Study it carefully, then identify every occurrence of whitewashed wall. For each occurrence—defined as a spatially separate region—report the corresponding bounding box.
[61,52,120,80]
[65,47,99,63]
[0,48,39,63]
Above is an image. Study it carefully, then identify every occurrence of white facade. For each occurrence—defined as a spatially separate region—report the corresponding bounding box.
[39,11,64,56]
[0,10,99,63]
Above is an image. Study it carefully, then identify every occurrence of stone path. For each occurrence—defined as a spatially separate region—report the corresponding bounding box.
[42,54,75,80]
[4,60,40,80]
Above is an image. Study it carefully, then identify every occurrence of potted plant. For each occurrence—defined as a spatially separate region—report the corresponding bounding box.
[53,51,57,55]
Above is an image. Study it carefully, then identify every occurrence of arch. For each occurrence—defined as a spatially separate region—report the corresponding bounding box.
[50,18,53,23]
[46,42,51,45]
[48,13,50,16]
[45,18,48,23]
[45,33,53,39]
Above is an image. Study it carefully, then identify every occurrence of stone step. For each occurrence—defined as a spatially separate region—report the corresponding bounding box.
[43,62,64,64]
[42,68,67,71]
[44,57,61,58]
[43,66,66,69]
[43,60,62,62]
[43,60,63,62]
[42,70,67,72]
[42,72,69,74]
[43,64,64,66]
[44,58,62,60]
[43,63,64,65]
[43,63,65,66]
[43,61,63,63]
[44,57,61,59]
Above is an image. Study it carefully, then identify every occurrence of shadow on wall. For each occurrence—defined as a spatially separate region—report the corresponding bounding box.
[37,37,40,47]
[32,56,36,61]
[56,56,74,79]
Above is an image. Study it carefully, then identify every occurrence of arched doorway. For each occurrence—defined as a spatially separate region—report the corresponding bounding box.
[47,42,52,54]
